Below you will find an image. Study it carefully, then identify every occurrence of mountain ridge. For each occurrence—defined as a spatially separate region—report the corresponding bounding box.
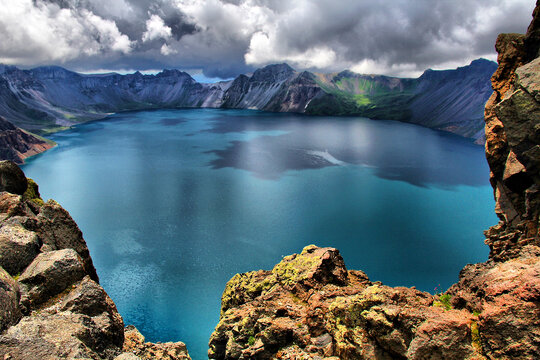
[0,59,496,143]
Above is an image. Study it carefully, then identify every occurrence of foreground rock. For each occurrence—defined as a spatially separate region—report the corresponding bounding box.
[209,4,540,359]
[0,162,191,359]
[210,244,539,359]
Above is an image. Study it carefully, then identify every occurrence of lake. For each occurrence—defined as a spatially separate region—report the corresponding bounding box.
[22,109,497,360]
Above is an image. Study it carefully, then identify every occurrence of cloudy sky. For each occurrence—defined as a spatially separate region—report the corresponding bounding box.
[0,0,535,79]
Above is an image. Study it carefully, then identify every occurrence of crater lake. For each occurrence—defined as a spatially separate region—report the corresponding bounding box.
[22,109,497,360]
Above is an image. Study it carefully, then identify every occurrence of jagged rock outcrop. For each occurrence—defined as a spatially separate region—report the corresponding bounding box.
[208,4,540,359]
[0,117,54,164]
[484,0,540,260]
[0,161,191,360]
[209,244,539,359]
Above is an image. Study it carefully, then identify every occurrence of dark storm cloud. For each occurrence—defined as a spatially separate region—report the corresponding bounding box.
[1,0,536,78]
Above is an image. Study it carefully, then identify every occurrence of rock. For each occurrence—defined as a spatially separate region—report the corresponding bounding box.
[0,276,125,359]
[0,311,118,360]
[58,276,125,344]
[209,245,483,360]
[36,200,99,281]
[210,237,540,359]
[123,325,192,360]
[0,267,21,333]
[18,249,87,308]
[115,353,142,360]
[0,193,33,222]
[0,161,27,195]
[0,224,39,276]
[22,178,44,206]
[447,245,540,359]
[272,245,348,289]
[484,1,540,260]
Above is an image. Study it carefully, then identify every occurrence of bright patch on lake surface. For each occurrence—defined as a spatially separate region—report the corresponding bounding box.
[22,109,496,360]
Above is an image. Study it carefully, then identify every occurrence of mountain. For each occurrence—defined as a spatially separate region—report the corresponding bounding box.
[0,116,54,164]
[0,60,496,142]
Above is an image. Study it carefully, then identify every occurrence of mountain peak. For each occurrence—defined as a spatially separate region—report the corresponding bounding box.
[251,63,295,82]
[470,58,497,67]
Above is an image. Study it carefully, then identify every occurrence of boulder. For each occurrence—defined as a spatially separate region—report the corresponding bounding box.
[57,276,125,349]
[0,311,119,360]
[0,224,40,276]
[36,200,99,281]
[18,249,86,308]
[0,276,126,359]
[272,245,348,289]
[0,267,21,333]
[0,161,27,195]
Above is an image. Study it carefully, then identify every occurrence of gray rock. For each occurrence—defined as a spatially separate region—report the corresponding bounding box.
[0,161,27,195]
[0,311,121,360]
[115,353,142,360]
[18,249,86,307]
[36,200,99,281]
[57,276,124,348]
[0,267,21,333]
[0,224,40,276]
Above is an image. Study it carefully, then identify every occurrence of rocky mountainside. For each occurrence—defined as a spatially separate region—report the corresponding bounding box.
[0,161,191,360]
[207,4,540,360]
[0,59,495,143]
[0,117,54,164]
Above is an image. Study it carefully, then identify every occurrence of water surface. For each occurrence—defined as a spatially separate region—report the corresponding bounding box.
[22,109,496,360]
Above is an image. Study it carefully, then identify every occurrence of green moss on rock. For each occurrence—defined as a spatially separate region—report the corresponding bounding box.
[23,178,44,206]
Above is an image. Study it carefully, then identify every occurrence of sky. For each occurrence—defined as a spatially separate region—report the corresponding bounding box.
[0,0,535,79]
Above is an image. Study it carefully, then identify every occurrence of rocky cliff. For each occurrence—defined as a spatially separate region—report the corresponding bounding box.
[0,117,54,164]
[484,2,540,260]
[208,4,540,359]
[0,161,191,360]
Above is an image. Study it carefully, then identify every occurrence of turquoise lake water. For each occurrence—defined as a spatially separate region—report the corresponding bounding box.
[22,109,497,360]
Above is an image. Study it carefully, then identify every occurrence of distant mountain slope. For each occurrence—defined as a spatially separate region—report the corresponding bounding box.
[0,60,496,142]
[0,116,54,164]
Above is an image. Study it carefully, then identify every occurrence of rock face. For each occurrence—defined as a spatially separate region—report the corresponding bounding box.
[484,0,540,260]
[208,4,540,359]
[0,163,191,360]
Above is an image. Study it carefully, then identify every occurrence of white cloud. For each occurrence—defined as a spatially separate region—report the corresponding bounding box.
[160,43,178,55]
[245,31,337,69]
[0,0,132,65]
[142,14,173,42]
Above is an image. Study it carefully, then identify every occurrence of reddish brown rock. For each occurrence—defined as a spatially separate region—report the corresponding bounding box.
[209,245,490,360]
[123,325,191,360]
[484,0,540,260]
